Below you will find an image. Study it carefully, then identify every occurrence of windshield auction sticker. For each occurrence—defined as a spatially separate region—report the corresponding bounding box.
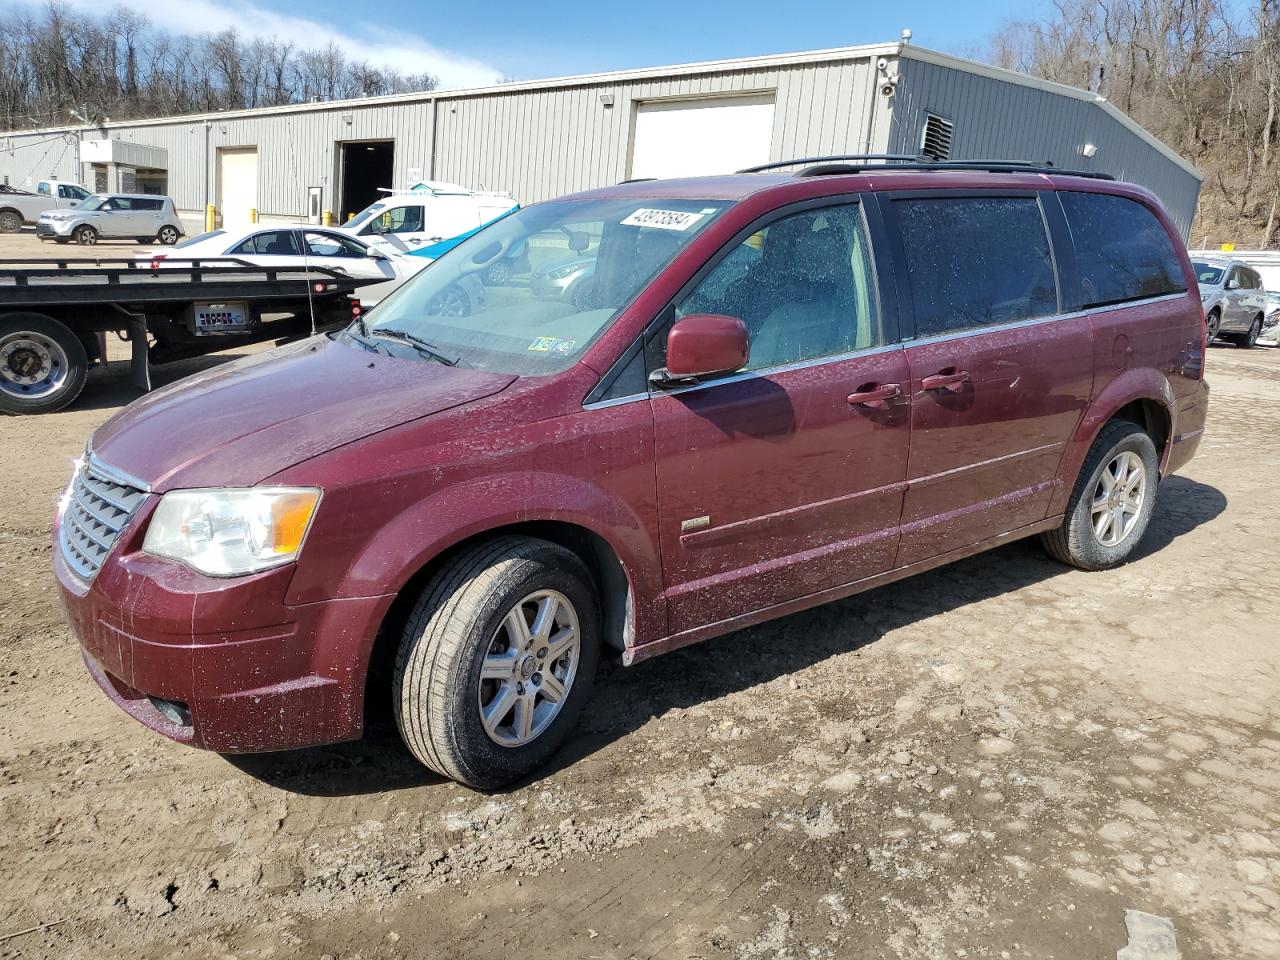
[621,209,706,231]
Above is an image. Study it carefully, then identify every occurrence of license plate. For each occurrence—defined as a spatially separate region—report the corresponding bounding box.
[193,302,251,336]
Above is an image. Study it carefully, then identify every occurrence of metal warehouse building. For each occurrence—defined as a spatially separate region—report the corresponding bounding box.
[0,40,1202,236]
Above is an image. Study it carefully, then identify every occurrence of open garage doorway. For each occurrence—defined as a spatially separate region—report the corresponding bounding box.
[339,140,395,223]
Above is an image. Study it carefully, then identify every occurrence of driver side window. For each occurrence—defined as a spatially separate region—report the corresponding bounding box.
[672,203,880,372]
[377,205,425,234]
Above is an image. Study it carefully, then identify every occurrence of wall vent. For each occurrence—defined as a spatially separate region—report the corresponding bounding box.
[921,114,954,161]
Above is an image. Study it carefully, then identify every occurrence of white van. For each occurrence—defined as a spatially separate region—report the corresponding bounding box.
[338,182,519,269]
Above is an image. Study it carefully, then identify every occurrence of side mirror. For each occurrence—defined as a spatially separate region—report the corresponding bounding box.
[656,313,749,384]
[365,247,388,261]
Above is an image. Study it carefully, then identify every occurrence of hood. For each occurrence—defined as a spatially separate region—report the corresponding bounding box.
[91,335,516,489]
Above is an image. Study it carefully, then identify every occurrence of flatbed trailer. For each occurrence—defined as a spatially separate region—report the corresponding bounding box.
[0,257,374,414]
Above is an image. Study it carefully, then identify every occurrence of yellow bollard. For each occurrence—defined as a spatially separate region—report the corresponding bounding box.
[322,209,334,226]
[204,204,216,232]
[249,208,258,224]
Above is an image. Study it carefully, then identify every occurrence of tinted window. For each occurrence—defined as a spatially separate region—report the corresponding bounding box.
[673,203,880,371]
[135,197,164,211]
[896,196,1058,336]
[231,231,299,256]
[1059,191,1186,307]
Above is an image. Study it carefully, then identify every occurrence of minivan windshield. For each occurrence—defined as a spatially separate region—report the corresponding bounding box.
[357,197,731,375]
[1192,261,1225,285]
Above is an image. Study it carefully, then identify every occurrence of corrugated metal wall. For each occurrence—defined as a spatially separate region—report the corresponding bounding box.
[0,47,1198,235]
[0,54,886,219]
[889,56,1202,237]
[432,58,884,201]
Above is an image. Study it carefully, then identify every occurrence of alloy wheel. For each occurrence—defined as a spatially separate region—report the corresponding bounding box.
[477,590,581,747]
[1090,450,1146,547]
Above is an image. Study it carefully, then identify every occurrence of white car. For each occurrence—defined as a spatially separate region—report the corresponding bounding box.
[337,182,520,278]
[140,225,431,307]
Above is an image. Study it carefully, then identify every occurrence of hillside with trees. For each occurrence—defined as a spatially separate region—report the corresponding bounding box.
[0,5,438,132]
[986,0,1280,246]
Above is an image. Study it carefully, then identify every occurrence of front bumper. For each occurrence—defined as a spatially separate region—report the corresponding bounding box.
[35,221,71,238]
[55,520,395,754]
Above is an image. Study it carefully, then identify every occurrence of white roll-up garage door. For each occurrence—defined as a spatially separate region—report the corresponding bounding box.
[630,95,775,181]
[218,148,258,230]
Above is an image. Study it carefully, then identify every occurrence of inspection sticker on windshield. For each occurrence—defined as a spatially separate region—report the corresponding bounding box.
[529,336,577,354]
[621,208,706,231]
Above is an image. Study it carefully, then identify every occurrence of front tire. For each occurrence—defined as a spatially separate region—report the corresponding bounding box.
[0,314,89,415]
[1041,421,1158,571]
[393,537,600,789]
[74,225,98,246]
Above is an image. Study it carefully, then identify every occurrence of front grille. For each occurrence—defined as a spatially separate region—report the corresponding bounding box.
[59,456,147,581]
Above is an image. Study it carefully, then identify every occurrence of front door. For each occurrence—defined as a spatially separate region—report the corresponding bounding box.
[884,192,1093,565]
[649,201,911,636]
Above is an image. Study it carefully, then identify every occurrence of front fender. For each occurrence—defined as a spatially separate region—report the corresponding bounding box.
[286,469,666,644]
[1048,367,1176,516]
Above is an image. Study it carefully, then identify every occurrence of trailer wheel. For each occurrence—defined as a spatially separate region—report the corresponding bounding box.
[74,225,98,246]
[0,314,89,415]
[0,209,22,233]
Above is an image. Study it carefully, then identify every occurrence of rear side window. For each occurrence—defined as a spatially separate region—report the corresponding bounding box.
[894,196,1058,337]
[1059,192,1186,307]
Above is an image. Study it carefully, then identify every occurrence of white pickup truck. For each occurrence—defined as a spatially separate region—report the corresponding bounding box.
[0,181,92,233]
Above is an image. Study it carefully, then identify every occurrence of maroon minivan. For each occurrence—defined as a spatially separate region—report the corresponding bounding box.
[54,158,1209,788]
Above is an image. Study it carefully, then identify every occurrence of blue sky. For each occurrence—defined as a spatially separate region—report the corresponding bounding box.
[296,0,1049,81]
[14,0,1057,88]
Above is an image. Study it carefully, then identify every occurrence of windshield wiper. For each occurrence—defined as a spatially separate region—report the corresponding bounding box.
[367,327,460,366]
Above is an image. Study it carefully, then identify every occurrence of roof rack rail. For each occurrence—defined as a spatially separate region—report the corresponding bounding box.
[737,154,923,174]
[739,155,1115,181]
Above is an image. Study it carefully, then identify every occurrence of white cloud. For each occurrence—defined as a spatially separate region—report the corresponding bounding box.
[14,0,503,89]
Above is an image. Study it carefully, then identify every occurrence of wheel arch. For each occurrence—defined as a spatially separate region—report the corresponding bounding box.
[363,519,636,704]
[1049,371,1177,517]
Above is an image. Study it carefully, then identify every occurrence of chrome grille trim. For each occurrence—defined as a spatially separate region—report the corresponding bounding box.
[58,455,147,582]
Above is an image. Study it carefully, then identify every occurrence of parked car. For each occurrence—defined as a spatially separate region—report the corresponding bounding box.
[0,179,90,232]
[337,182,519,268]
[54,161,1209,790]
[1261,290,1280,346]
[135,225,465,308]
[1190,255,1268,347]
[37,193,184,246]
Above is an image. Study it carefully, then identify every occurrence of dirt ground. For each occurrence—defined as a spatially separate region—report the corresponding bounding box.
[1,228,1279,959]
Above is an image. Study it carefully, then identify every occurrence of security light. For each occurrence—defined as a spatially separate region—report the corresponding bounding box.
[599,93,615,108]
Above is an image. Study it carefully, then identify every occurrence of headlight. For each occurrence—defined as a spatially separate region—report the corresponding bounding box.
[548,264,583,281]
[143,487,321,576]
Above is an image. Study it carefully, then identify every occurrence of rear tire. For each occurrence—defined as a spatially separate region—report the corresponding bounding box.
[0,210,22,233]
[1041,421,1158,571]
[74,225,97,246]
[156,226,180,245]
[0,314,89,415]
[393,537,600,789]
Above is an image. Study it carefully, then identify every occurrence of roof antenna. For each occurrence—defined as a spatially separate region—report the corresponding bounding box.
[901,28,913,44]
